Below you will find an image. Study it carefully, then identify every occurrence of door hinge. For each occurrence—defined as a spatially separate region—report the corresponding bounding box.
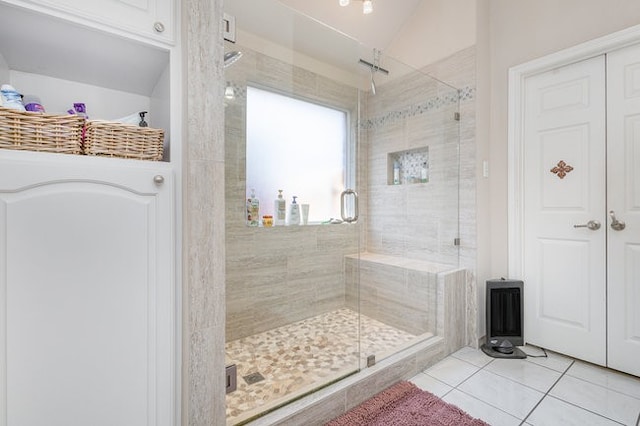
[226,364,237,394]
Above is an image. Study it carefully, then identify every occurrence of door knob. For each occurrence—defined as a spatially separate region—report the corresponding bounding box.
[609,210,626,231]
[573,220,601,230]
[153,175,165,185]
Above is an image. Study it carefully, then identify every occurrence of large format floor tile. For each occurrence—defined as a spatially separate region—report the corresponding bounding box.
[443,389,522,426]
[484,357,562,392]
[411,346,640,426]
[521,345,574,373]
[457,369,545,419]
[527,395,623,426]
[409,372,453,397]
[424,356,481,387]
[567,360,640,399]
[550,374,640,425]
[451,346,494,367]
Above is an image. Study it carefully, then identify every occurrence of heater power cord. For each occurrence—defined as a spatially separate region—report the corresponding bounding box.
[521,347,548,358]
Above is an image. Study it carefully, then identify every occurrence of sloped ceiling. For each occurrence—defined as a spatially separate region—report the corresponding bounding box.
[224,0,424,87]
[277,0,423,51]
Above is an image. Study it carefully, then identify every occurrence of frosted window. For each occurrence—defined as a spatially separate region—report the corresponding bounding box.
[246,86,347,223]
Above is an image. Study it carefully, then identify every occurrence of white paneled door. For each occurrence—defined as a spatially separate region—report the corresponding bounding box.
[606,44,640,377]
[523,55,607,365]
[522,45,640,377]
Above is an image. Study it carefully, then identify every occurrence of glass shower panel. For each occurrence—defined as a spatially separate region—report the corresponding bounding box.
[357,54,460,367]
[223,1,362,424]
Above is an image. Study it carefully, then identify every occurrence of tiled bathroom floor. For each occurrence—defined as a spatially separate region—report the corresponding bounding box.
[410,346,640,426]
[225,308,427,425]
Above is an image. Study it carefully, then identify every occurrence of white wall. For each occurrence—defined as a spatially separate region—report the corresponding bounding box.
[386,0,476,70]
[483,0,640,282]
[0,51,9,85]
[474,0,490,341]
[10,71,151,120]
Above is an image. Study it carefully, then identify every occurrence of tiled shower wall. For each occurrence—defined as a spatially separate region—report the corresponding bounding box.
[362,69,461,264]
[225,44,478,345]
[363,46,477,345]
[224,45,361,341]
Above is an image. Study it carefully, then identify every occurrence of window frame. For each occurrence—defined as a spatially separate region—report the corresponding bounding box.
[245,83,355,225]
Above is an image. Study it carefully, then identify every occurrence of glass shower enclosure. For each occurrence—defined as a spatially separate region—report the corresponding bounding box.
[223,1,459,424]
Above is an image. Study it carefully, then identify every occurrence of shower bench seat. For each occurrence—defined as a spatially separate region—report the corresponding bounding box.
[345,252,467,354]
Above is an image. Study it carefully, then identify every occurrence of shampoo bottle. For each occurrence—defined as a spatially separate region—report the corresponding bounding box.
[248,189,260,227]
[246,198,253,226]
[274,189,286,226]
[393,160,400,185]
[288,196,300,225]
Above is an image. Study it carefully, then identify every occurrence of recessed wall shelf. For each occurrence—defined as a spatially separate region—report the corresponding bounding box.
[387,146,429,185]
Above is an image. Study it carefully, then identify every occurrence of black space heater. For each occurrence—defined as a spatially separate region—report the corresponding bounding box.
[481,278,526,359]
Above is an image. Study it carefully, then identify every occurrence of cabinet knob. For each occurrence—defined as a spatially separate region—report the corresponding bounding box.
[154,175,165,185]
[153,22,165,33]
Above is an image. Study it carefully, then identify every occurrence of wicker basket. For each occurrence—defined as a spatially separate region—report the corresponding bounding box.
[0,106,84,154]
[84,120,164,161]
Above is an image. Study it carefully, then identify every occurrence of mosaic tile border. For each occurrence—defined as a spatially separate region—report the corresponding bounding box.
[225,83,477,126]
[360,85,475,130]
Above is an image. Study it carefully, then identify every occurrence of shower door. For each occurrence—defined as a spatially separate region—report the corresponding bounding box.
[222,1,363,423]
[357,53,461,368]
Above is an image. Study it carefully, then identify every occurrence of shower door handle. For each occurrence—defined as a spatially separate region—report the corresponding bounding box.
[340,189,359,223]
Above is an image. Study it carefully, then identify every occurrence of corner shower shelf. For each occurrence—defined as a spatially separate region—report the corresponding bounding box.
[387,146,429,185]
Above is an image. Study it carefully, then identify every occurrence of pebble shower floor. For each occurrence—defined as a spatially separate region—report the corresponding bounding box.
[225,308,430,424]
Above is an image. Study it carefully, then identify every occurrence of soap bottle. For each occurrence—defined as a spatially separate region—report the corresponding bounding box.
[288,195,300,225]
[393,160,400,185]
[420,162,428,183]
[274,190,286,226]
[139,111,148,127]
[250,189,260,227]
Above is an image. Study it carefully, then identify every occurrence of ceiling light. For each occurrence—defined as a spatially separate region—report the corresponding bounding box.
[339,0,350,6]
[362,0,373,14]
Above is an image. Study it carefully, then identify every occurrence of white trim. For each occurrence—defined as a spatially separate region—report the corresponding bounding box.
[507,23,640,278]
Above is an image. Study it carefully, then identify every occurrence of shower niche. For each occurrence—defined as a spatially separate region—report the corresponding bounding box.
[387,147,429,185]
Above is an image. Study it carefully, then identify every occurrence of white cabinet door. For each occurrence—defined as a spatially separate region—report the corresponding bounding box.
[522,55,607,365]
[0,154,175,426]
[8,0,174,43]
[606,44,640,377]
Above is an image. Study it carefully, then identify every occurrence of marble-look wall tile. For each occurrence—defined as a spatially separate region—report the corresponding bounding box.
[442,269,469,354]
[185,0,226,424]
[356,260,437,335]
[345,355,418,410]
[363,73,461,266]
[224,44,361,341]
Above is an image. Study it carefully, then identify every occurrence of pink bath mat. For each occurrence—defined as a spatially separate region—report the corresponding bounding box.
[326,380,489,426]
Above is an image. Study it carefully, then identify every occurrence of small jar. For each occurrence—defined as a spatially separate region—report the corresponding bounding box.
[262,215,273,227]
